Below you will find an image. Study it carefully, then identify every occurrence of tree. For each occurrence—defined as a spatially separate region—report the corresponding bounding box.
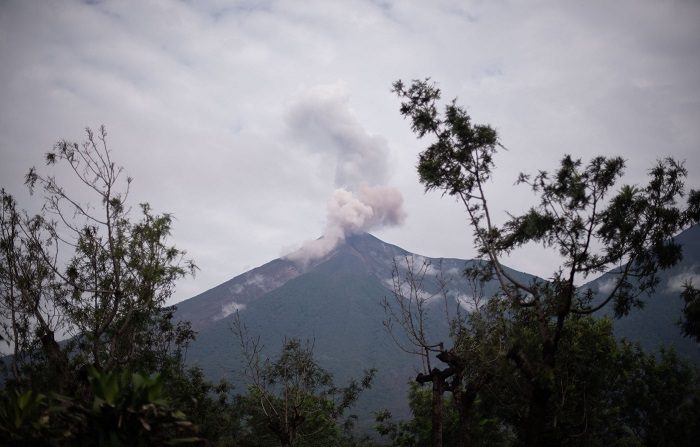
[232,312,375,447]
[163,365,243,445]
[381,256,450,447]
[0,188,69,387]
[382,256,505,447]
[375,377,513,447]
[0,126,196,393]
[377,313,700,446]
[393,78,700,446]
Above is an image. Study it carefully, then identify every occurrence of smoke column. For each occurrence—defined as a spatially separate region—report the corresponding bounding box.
[284,84,406,264]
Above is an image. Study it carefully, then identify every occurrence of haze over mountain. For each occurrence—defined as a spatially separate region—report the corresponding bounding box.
[174,227,700,424]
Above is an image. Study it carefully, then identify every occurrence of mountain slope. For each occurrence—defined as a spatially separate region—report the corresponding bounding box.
[175,257,303,331]
[186,245,417,421]
[582,225,700,364]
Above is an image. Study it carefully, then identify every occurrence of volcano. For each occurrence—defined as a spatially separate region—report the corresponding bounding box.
[174,229,700,426]
[175,232,531,423]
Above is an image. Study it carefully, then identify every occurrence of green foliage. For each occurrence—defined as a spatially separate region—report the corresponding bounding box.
[375,381,515,447]
[392,79,498,198]
[164,366,242,445]
[472,296,700,446]
[0,369,202,446]
[80,368,201,446]
[1,126,196,394]
[613,347,700,446]
[377,312,700,446]
[375,383,459,447]
[680,283,700,342]
[0,389,49,443]
[234,331,375,447]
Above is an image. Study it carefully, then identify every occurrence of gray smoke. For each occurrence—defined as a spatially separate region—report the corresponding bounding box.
[285,84,406,263]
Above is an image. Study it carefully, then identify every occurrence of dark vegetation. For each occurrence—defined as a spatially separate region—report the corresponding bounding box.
[385,79,700,446]
[1,77,700,446]
[0,127,375,446]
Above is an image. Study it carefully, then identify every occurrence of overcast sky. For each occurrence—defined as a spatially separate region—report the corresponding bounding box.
[1,0,699,305]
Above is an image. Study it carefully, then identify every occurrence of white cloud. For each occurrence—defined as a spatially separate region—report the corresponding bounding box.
[244,273,266,288]
[215,301,246,321]
[454,293,478,313]
[597,276,618,295]
[229,284,244,295]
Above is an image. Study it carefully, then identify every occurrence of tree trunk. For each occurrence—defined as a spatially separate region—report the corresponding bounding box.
[509,343,558,447]
[418,367,451,447]
[431,374,445,447]
[522,383,554,447]
[455,387,477,447]
[524,338,559,447]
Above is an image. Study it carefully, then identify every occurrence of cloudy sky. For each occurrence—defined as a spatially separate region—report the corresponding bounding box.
[1,0,699,305]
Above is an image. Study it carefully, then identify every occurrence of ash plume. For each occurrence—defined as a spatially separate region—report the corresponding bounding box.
[285,84,406,264]
[286,185,405,263]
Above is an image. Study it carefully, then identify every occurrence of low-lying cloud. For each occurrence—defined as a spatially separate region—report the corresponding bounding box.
[666,270,700,293]
[215,301,246,321]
